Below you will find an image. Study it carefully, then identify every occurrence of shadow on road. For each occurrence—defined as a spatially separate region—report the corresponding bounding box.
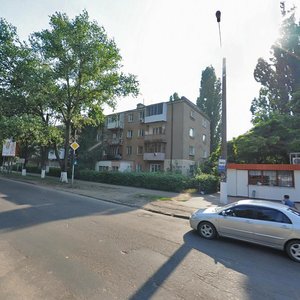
[129,231,300,299]
[0,178,136,232]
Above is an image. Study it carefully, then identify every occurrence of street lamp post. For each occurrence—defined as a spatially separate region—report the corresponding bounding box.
[216,11,228,204]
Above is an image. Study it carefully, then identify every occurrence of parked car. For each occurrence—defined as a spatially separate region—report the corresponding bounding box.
[190,199,300,262]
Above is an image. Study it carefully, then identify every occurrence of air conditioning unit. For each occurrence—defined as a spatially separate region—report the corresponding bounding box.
[292,157,300,164]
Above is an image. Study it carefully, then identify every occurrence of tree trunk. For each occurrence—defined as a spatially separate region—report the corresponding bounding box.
[63,121,71,172]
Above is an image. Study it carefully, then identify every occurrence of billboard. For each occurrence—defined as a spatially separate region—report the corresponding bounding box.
[2,139,16,157]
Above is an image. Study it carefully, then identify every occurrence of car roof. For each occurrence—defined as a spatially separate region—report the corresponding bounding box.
[234,199,288,210]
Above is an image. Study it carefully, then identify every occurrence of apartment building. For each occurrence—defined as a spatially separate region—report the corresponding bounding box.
[95,97,210,175]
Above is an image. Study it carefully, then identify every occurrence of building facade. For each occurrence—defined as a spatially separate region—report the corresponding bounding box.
[95,98,210,175]
[227,163,300,201]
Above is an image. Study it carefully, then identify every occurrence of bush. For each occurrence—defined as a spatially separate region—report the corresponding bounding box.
[75,170,193,192]
[194,173,219,194]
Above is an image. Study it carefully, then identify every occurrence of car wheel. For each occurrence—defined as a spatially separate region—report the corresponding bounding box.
[286,240,300,262]
[197,222,217,239]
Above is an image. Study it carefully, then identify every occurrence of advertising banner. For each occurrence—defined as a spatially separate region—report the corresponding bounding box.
[2,139,16,157]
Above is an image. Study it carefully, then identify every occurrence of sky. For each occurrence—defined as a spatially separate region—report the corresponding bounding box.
[1,0,298,139]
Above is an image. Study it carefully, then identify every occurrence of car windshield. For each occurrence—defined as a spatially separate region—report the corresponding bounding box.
[288,208,300,217]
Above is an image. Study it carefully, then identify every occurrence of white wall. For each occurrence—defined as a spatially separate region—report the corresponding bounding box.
[228,169,300,202]
[95,161,111,171]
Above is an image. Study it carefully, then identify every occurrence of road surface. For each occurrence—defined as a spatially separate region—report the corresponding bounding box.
[0,178,299,299]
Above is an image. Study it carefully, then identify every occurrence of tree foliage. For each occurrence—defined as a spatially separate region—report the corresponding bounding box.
[228,114,300,163]
[231,5,300,164]
[28,10,139,171]
[197,66,221,153]
[0,11,139,173]
[250,6,300,123]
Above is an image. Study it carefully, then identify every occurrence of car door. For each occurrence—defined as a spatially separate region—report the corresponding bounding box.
[218,205,256,242]
[249,206,293,248]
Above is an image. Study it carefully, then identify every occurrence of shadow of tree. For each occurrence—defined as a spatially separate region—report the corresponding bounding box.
[129,231,300,299]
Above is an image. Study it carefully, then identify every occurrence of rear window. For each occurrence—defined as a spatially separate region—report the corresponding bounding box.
[288,208,300,217]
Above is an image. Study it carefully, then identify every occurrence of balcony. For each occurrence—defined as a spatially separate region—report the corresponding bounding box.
[144,134,166,143]
[143,152,165,161]
[107,121,124,129]
[108,138,123,145]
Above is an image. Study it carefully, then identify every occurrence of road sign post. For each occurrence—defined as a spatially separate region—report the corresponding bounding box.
[70,142,80,186]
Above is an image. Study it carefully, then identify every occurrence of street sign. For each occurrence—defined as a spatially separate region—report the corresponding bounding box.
[70,142,80,151]
[218,158,227,172]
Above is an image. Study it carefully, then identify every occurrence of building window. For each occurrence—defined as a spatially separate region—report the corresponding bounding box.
[128,113,133,122]
[112,166,119,172]
[126,146,132,155]
[189,146,195,156]
[203,150,208,158]
[202,134,207,143]
[138,129,144,137]
[139,110,144,121]
[146,103,163,116]
[136,164,142,172]
[202,119,207,128]
[153,127,163,135]
[137,146,143,155]
[190,110,195,119]
[248,170,294,187]
[150,164,161,172]
[99,166,109,172]
[145,143,165,153]
[127,130,133,138]
[189,128,195,138]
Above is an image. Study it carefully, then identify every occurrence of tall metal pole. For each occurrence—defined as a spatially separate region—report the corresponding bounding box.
[216,11,228,204]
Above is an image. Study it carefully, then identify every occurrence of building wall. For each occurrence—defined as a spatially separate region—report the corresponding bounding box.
[228,168,300,202]
[96,98,210,174]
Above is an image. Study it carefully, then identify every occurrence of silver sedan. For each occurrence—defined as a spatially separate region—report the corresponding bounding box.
[190,199,300,262]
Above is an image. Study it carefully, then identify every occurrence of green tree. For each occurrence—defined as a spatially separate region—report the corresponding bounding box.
[169,92,180,102]
[0,17,63,170]
[250,6,300,123]
[29,11,139,176]
[197,66,221,153]
[228,114,300,163]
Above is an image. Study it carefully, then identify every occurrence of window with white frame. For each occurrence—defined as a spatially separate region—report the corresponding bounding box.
[189,146,195,156]
[112,166,119,171]
[139,110,144,120]
[150,164,161,172]
[136,164,142,172]
[202,118,207,128]
[126,146,132,155]
[153,127,163,135]
[146,103,163,116]
[189,128,195,138]
[127,130,133,138]
[138,129,144,137]
[203,150,208,158]
[128,113,133,122]
[99,166,109,171]
[190,110,195,119]
[248,170,294,187]
[202,134,207,143]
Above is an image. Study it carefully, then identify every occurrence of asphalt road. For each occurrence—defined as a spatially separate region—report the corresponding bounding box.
[0,178,300,300]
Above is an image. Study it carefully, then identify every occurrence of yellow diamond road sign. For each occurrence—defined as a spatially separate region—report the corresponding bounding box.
[70,142,80,151]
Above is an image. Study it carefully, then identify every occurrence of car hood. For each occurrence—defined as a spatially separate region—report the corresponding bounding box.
[192,206,219,216]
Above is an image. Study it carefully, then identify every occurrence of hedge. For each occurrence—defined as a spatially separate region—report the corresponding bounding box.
[13,165,219,194]
[75,170,219,193]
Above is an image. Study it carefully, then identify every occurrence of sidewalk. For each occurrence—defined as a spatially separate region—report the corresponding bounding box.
[1,173,237,219]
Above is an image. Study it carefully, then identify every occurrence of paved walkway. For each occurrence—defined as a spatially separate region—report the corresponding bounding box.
[1,173,240,219]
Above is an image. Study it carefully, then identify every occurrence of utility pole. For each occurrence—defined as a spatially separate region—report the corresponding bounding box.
[216,10,228,204]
